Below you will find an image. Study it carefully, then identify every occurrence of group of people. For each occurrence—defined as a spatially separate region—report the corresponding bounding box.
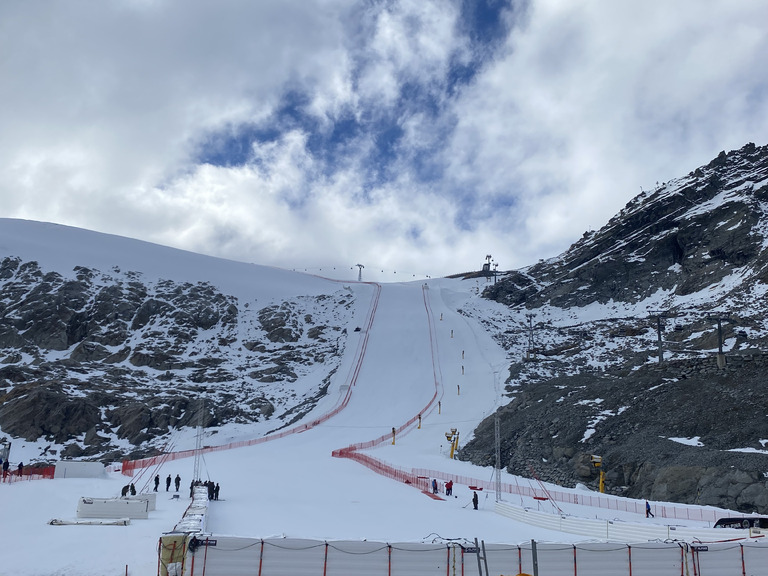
[156,473,183,492]
[120,483,137,497]
[190,479,220,501]
[431,478,477,509]
[0,458,23,480]
[430,478,454,496]
[147,473,220,501]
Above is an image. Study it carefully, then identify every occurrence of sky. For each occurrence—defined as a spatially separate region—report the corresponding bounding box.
[2,1,768,282]
[1,221,744,575]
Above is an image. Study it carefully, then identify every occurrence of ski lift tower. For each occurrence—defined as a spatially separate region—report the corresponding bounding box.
[192,398,204,482]
[356,263,364,282]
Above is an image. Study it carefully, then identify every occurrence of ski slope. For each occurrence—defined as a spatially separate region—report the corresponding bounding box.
[0,221,743,575]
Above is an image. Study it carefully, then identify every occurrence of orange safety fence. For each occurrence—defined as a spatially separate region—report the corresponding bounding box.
[122,282,383,477]
[1,465,55,483]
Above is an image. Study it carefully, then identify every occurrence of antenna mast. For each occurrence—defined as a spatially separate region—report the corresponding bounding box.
[356,263,364,281]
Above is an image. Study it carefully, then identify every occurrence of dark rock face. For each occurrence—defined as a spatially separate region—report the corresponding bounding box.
[461,143,768,513]
[0,257,354,463]
[460,355,768,513]
[485,143,768,310]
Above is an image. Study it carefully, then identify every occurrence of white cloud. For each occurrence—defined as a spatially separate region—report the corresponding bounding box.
[1,0,767,281]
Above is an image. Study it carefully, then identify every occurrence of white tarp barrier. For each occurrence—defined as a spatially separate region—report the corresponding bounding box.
[54,461,106,479]
[77,497,149,519]
[181,537,768,576]
[133,492,157,511]
[49,518,130,526]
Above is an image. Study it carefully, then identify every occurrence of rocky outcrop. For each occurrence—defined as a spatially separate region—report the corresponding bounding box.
[485,142,768,311]
[0,257,354,462]
[459,355,768,513]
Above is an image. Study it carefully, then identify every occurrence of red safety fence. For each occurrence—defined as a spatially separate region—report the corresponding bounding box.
[409,466,723,523]
[123,282,383,478]
[1,465,55,483]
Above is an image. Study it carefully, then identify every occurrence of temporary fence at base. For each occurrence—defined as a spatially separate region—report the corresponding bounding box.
[0,466,55,483]
[158,535,768,576]
[327,447,728,525]
[409,466,725,524]
[494,500,764,542]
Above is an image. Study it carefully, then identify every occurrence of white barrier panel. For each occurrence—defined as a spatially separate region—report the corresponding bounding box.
[54,461,106,479]
[177,536,768,576]
[172,486,209,534]
[77,497,148,519]
[134,492,157,511]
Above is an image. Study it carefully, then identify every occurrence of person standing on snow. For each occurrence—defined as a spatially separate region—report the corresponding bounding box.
[432,479,438,494]
[214,483,220,501]
[154,474,160,492]
[166,474,171,491]
[646,501,654,518]
[445,480,453,496]
[174,474,181,492]
[472,491,479,510]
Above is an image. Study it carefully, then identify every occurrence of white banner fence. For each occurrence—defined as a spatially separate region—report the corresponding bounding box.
[160,535,768,576]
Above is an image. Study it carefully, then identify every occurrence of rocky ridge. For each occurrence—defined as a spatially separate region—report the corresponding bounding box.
[458,143,768,513]
[0,257,355,461]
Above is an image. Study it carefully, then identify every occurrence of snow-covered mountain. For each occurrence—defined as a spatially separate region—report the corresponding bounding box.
[457,143,768,513]
[0,220,373,461]
[2,142,768,515]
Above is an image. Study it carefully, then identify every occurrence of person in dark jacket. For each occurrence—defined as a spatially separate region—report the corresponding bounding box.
[121,485,130,497]
[166,474,171,491]
[130,483,136,496]
[17,462,23,477]
[214,483,220,501]
[2,458,9,479]
[432,478,438,494]
[472,491,479,510]
[154,474,160,492]
[174,474,181,492]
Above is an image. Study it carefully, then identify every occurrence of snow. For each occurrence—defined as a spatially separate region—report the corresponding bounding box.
[668,436,705,447]
[0,220,745,575]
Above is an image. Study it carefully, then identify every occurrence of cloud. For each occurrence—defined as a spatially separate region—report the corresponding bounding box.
[1,0,767,282]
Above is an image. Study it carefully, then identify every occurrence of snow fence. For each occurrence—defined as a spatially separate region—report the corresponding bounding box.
[157,536,768,576]
[495,500,766,541]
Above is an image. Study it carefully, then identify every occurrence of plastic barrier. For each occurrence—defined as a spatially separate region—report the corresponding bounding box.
[162,536,768,576]
[1,465,55,483]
